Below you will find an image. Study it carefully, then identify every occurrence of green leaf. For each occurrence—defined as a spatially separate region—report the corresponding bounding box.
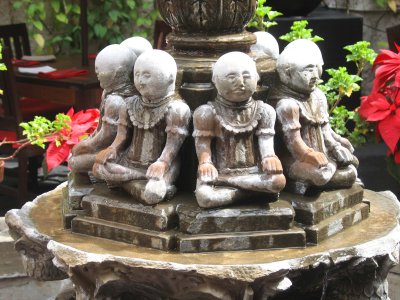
[56,13,68,24]
[94,24,107,38]
[279,20,324,43]
[32,20,44,31]
[51,0,60,13]
[33,33,45,49]
[109,10,120,22]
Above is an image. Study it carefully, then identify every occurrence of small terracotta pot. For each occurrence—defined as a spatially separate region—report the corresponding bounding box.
[0,160,4,183]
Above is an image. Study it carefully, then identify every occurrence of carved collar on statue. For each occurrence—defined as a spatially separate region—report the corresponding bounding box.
[103,80,136,99]
[272,83,329,125]
[126,94,175,129]
[97,83,137,132]
[271,83,311,102]
[209,95,263,134]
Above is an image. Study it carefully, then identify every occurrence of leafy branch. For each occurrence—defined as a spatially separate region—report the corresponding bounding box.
[247,0,282,31]
[0,113,71,177]
[12,0,158,54]
[279,20,324,43]
[319,41,377,146]
[0,43,6,96]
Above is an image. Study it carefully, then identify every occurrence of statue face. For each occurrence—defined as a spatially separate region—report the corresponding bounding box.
[214,64,258,103]
[95,44,135,90]
[134,60,173,102]
[289,63,320,94]
[95,62,116,90]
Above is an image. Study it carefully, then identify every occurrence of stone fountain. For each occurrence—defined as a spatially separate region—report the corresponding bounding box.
[5,1,400,299]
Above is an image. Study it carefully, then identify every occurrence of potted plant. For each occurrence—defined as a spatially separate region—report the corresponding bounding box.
[0,108,100,182]
[358,44,400,183]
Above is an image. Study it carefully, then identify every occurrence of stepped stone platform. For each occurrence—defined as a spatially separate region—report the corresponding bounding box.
[70,183,307,252]
[281,184,370,244]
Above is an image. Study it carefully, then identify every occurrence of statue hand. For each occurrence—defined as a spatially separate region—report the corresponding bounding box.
[198,162,218,183]
[95,148,116,165]
[339,137,354,153]
[331,145,353,164]
[72,140,92,156]
[146,160,168,180]
[301,150,328,168]
[262,156,283,174]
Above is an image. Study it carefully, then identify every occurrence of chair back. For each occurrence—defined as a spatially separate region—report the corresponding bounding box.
[0,23,31,59]
[0,46,24,139]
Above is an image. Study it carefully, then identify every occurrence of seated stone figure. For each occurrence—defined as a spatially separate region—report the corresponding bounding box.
[69,44,137,173]
[270,39,357,194]
[193,51,286,209]
[93,50,191,205]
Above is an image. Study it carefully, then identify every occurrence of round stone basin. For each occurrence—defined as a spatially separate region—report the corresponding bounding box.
[5,183,400,299]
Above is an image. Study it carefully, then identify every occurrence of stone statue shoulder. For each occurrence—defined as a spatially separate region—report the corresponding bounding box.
[255,100,276,136]
[193,103,215,138]
[101,93,125,126]
[165,97,191,136]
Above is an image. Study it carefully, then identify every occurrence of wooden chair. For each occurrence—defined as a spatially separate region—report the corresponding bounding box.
[153,20,172,50]
[0,46,45,205]
[0,45,70,205]
[0,23,31,59]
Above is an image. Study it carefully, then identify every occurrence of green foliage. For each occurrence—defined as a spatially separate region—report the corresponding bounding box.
[344,41,377,76]
[247,0,282,31]
[374,0,388,8]
[279,20,324,43]
[0,44,6,72]
[0,43,6,96]
[318,41,377,145]
[12,0,158,54]
[321,67,362,110]
[20,114,71,148]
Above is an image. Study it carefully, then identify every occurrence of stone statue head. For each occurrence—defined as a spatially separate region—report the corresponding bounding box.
[276,39,323,94]
[120,36,153,57]
[212,51,259,103]
[95,44,137,90]
[250,31,279,59]
[134,49,177,103]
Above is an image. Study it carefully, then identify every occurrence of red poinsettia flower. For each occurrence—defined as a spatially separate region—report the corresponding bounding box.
[360,84,400,154]
[45,107,99,172]
[371,43,400,92]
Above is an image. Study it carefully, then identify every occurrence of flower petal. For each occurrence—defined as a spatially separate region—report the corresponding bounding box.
[377,113,400,152]
[45,141,71,172]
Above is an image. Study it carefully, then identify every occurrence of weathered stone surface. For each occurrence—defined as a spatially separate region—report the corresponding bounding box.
[62,172,93,229]
[177,199,295,234]
[177,227,306,253]
[5,185,400,299]
[5,184,68,281]
[283,184,364,225]
[81,184,180,231]
[71,216,177,251]
[66,172,94,210]
[304,202,370,244]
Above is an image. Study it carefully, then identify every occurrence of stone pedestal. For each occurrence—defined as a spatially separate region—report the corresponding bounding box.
[281,184,370,244]
[4,183,400,299]
[69,184,306,252]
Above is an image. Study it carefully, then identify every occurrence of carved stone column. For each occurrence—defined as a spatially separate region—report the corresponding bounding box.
[156,0,274,110]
